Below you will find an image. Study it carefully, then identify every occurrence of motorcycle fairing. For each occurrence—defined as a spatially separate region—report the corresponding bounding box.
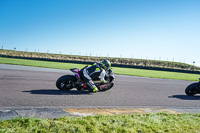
[70,68,80,79]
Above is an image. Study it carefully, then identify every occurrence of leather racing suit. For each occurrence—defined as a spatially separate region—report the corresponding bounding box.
[79,63,108,92]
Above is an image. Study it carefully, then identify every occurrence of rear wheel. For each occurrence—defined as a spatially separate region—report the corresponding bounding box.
[56,75,76,91]
[185,83,200,96]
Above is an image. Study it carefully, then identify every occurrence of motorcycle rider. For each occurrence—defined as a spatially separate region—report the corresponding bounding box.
[79,59,111,92]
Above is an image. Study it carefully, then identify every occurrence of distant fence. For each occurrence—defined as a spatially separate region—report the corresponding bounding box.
[1,54,200,74]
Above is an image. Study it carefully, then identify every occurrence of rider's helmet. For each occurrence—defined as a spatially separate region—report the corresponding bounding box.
[101,59,111,70]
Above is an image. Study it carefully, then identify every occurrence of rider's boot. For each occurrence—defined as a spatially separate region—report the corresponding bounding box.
[92,87,97,92]
[87,86,97,93]
[86,80,98,93]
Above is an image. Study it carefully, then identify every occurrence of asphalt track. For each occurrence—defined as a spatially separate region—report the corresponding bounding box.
[1,64,200,110]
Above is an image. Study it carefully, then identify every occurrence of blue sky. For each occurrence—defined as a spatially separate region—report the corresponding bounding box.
[0,0,200,66]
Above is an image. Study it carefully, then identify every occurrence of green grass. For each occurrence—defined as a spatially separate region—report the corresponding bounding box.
[0,57,199,81]
[0,57,86,70]
[1,113,200,133]
[1,49,200,71]
[114,67,199,81]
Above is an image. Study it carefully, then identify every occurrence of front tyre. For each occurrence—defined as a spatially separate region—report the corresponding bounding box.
[56,75,76,91]
[100,83,114,91]
[185,83,199,96]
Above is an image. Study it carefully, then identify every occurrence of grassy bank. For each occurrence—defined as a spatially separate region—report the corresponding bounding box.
[1,113,200,133]
[0,57,199,81]
[1,49,200,71]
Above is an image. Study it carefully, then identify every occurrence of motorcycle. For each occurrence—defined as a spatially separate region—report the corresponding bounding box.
[56,67,115,92]
[185,78,200,96]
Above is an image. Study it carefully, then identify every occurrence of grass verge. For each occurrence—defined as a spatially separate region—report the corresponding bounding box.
[1,49,200,71]
[1,113,200,133]
[0,57,199,81]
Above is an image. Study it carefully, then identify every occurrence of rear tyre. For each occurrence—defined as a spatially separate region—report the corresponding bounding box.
[185,83,199,96]
[56,75,76,91]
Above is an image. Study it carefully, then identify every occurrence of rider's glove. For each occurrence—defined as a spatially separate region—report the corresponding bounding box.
[101,80,108,84]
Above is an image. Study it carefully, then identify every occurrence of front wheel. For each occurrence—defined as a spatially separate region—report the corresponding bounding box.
[99,83,114,91]
[185,83,200,96]
[56,75,76,91]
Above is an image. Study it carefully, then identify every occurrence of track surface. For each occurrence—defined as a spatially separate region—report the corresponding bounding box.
[0,64,199,108]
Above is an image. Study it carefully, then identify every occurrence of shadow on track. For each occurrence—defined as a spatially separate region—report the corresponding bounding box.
[169,95,200,100]
[23,89,92,95]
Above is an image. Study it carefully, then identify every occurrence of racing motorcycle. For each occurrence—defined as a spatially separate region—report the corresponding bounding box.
[185,78,200,96]
[56,68,115,92]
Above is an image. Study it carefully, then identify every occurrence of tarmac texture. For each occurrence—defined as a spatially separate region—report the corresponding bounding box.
[1,64,200,121]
